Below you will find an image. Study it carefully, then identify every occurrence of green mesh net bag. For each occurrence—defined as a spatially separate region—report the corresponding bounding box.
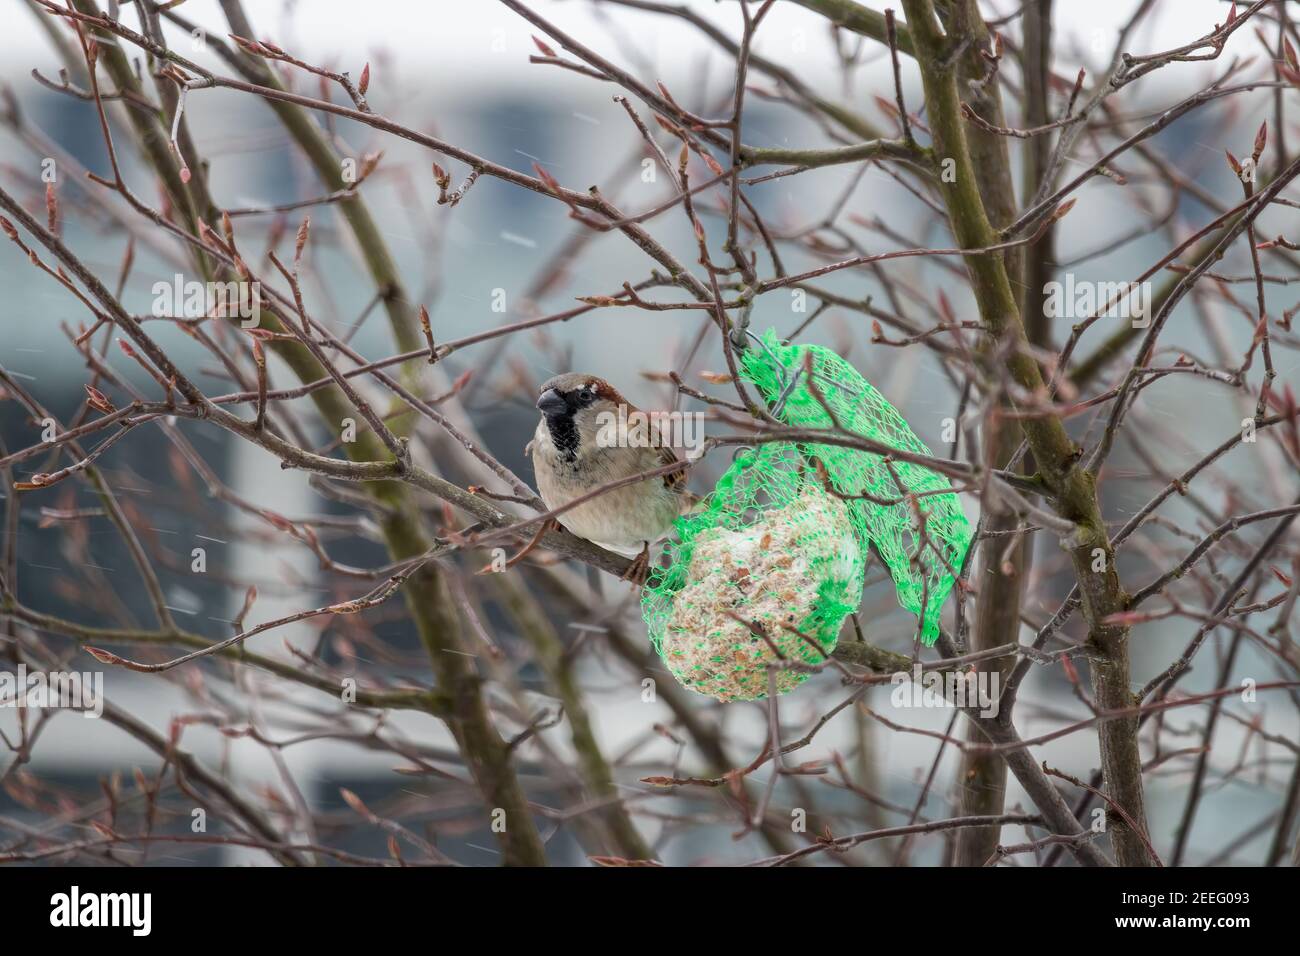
[641,329,972,702]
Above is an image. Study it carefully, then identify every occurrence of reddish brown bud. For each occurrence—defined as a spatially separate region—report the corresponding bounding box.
[294,216,310,263]
[533,162,561,194]
[357,150,383,184]
[1102,610,1154,627]
[85,646,127,666]
[84,384,115,414]
[653,114,683,139]
[340,788,371,818]
[45,182,57,233]
[1060,653,1079,684]
[1052,197,1078,221]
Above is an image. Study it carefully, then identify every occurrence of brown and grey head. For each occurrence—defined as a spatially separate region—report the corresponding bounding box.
[535,373,626,461]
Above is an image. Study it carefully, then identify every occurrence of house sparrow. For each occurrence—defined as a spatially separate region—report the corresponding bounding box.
[526,373,688,583]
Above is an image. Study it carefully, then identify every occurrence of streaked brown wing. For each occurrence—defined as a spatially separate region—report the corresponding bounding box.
[608,386,686,490]
[656,442,687,490]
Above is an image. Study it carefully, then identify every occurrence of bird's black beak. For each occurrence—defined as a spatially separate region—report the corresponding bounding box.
[536,387,567,417]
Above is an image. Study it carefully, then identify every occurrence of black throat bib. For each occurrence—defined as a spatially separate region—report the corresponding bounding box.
[545,414,580,463]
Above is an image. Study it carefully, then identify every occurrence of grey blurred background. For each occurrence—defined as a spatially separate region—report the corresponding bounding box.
[1,0,1295,865]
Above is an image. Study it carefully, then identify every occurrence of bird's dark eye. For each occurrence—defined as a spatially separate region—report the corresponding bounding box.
[577,387,594,405]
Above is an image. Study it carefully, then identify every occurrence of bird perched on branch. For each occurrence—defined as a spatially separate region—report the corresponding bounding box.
[523,373,689,584]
